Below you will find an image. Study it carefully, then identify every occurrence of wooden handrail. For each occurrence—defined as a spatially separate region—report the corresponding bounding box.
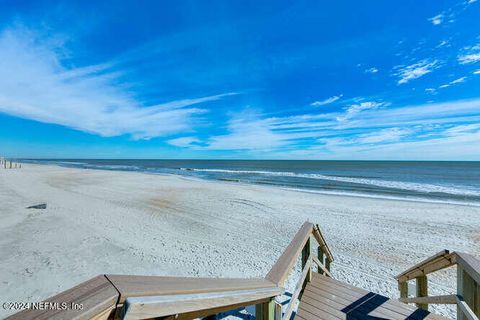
[6,275,119,320]
[265,222,314,286]
[121,286,282,320]
[313,224,334,262]
[397,250,480,319]
[396,249,456,282]
[283,256,313,320]
[106,275,278,304]
[8,221,335,320]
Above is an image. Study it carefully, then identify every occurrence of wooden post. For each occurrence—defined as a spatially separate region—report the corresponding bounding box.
[325,258,331,274]
[9,161,12,169]
[457,265,479,320]
[302,236,311,283]
[415,275,428,310]
[399,281,408,299]
[256,300,275,320]
[274,301,282,320]
[317,246,324,275]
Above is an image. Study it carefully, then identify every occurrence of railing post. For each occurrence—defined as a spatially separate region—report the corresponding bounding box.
[325,258,331,274]
[457,265,479,320]
[415,275,428,310]
[302,236,311,283]
[256,300,275,320]
[399,281,408,300]
[317,246,324,275]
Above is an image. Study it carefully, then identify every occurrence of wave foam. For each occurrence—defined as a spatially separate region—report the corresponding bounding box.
[186,168,480,197]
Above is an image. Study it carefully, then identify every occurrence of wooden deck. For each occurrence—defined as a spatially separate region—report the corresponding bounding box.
[8,221,479,320]
[296,273,447,320]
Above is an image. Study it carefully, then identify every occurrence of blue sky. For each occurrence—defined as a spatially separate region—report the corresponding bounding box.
[0,0,479,160]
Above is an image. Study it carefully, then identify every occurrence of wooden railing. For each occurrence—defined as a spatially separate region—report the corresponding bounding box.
[396,250,480,320]
[264,222,334,320]
[7,221,333,320]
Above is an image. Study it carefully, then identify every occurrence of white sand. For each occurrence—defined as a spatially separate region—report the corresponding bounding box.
[1,164,479,318]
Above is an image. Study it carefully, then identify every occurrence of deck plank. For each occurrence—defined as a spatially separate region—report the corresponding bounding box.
[296,274,447,320]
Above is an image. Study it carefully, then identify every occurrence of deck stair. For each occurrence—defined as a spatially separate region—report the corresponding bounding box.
[7,222,479,320]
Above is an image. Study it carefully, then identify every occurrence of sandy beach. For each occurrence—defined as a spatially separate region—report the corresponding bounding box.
[1,164,479,318]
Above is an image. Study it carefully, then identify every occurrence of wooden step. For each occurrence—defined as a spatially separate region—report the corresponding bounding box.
[296,273,447,320]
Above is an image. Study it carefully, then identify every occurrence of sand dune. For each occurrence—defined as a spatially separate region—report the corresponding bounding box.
[1,164,479,318]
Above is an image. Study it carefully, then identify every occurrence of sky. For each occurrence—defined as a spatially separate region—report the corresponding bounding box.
[0,0,479,160]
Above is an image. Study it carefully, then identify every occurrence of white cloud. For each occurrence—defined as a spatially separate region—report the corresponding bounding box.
[205,110,292,150]
[425,88,437,94]
[180,98,480,160]
[458,43,480,64]
[436,40,449,48]
[365,67,378,74]
[167,136,202,147]
[438,76,467,89]
[428,14,444,25]
[337,101,386,121]
[394,59,440,84]
[467,0,477,4]
[458,53,480,64]
[0,26,235,140]
[311,95,343,106]
[474,69,480,74]
[357,128,412,144]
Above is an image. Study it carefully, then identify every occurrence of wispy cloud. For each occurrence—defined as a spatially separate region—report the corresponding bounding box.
[336,101,386,121]
[364,67,378,74]
[171,98,480,161]
[394,59,440,84]
[428,14,444,25]
[356,128,412,144]
[458,53,480,64]
[0,26,235,139]
[311,95,343,106]
[458,43,480,64]
[167,136,202,147]
[439,76,467,89]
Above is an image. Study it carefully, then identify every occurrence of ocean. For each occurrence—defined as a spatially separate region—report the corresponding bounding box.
[24,159,480,206]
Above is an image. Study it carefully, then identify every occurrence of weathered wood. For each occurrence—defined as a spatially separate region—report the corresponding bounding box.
[299,273,447,320]
[458,264,480,320]
[416,275,428,310]
[265,222,314,286]
[317,246,324,275]
[256,299,275,320]
[457,295,480,320]
[312,255,332,278]
[460,265,467,320]
[106,275,277,303]
[6,275,119,320]
[302,236,312,284]
[313,224,334,262]
[396,250,456,282]
[274,301,282,320]
[399,281,408,299]
[457,252,480,286]
[165,296,272,320]
[399,294,457,305]
[283,257,312,320]
[325,258,331,273]
[122,287,281,320]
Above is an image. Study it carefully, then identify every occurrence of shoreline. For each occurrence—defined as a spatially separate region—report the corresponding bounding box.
[1,163,479,318]
[22,160,480,208]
